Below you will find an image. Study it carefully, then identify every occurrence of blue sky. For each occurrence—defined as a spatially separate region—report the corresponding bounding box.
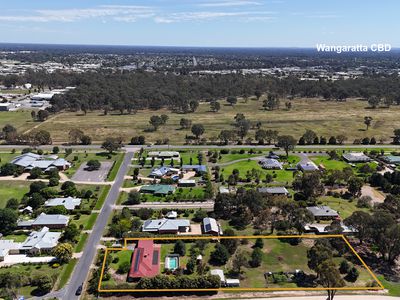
[0,0,398,47]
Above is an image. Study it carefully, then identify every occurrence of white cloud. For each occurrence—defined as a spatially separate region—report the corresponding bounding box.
[198,1,261,7]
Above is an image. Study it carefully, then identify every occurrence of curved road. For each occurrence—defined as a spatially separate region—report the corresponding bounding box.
[62,151,135,300]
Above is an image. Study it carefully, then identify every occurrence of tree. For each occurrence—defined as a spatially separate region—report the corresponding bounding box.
[277,135,296,157]
[263,93,279,110]
[249,247,263,267]
[368,96,380,109]
[101,137,122,154]
[220,228,238,255]
[160,114,169,124]
[2,124,17,143]
[149,115,163,131]
[210,243,230,265]
[33,130,52,145]
[193,209,208,222]
[307,241,333,271]
[347,176,363,198]
[232,250,249,274]
[254,90,262,100]
[29,167,43,179]
[6,198,19,210]
[191,124,205,139]
[189,100,199,112]
[37,110,49,121]
[174,240,186,256]
[336,134,347,145]
[86,159,101,171]
[35,274,53,294]
[62,223,80,242]
[364,116,373,130]
[0,208,18,235]
[345,266,359,282]
[219,130,236,145]
[52,243,73,264]
[302,130,317,144]
[210,101,220,112]
[117,261,131,274]
[293,172,324,200]
[180,118,192,129]
[237,119,251,140]
[255,238,264,249]
[131,135,146,145]
[68,129,84,144]
[227,96,237,106]
[127,191,141,205]
[317,260,345,300]
[339,260,350,274]
[80,135,92,145]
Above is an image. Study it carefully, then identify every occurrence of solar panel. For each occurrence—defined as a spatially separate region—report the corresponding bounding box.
[152,249,159,265]
[133,248,142,272]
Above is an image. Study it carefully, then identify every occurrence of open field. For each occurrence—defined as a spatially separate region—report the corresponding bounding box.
[0,110,35,133]
[31,98,400,144]
[0,181,30,208]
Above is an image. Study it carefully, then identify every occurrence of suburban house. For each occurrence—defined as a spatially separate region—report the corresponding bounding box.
[258,187,290,197]
[203,217,223,235]
[44,197,82,210]
[128,240,160,280]
[181,165,207,175]
[210,269,240,287]
[306,206,339,221]
[267,151,280,159]
[0,240,22,261]
[297,161,319,172]
[178,179,196,187]
[17,213,70,229]
[140,184,176,196]
[149,166,179,178]
[142,218,191,234]
[259,158,283,170]
[11,152,71,172]
[148,151,180,159]
[19,227,61,255]
[303,223,357,235]
[342,152,371,163]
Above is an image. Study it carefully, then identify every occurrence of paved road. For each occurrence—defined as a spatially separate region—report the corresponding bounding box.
[113,201,215,210]
[62,151,134,300]
[1,144,400,151]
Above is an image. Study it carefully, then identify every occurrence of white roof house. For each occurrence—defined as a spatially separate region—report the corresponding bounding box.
[11,152,71,172]
[210,269,225,284]
[203,217,223,235]
[259,158,283,170]
[342,152,371,163]
[178,179,196,186]
[142,218,190,233]
[166,211,178,219]
[0,240,22,260]
[44,197,81,210]
[18,213,70,229]
[20,227,61,253]
[148,151,180,158]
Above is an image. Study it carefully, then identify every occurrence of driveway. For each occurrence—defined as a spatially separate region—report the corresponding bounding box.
[72,161,113,182]
[0,255,55,266]
[361,185,386,204]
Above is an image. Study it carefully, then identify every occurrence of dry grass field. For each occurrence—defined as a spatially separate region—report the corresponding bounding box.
[15,98,400,144]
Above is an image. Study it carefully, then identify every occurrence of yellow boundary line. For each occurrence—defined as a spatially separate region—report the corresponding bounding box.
[98,234,384,293]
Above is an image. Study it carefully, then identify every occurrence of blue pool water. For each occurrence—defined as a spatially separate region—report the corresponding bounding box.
[167,257,178,269]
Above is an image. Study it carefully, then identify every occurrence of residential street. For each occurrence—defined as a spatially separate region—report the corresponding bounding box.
[62,151,135,300]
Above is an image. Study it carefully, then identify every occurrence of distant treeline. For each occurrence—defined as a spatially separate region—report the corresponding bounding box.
[2,70,400,113]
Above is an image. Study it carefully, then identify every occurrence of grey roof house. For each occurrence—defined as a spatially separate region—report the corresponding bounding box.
[44,197,82,210]
[20,227,61,254]
[18,213,70,229]
[203,217,223,235]
[306,206,339,220]
[259,158,283,170]
[142,218,190,234]
[342,152,371,163]
[11,152,71,172]
[258,187,290,197]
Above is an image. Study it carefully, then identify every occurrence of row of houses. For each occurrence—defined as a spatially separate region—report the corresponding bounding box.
[142,216,223,235]
[149,165,207,178]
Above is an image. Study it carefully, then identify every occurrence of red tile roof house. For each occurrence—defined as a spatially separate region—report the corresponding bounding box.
[128,240,161,281]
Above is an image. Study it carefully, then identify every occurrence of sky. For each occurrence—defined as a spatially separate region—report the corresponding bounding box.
[0,0,398,47]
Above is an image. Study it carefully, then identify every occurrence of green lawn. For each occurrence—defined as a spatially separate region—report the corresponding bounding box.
[56,259,78,289]
[3,233,29,242]
[311,156,349,170]
[110,249,133,270]
[94,185,110,210]
[0,181,30,208]
[377,275,400,296]
[107,153,124,181]
[70,214,92,229]
[85,213,99,230]
[75,233,88,252]
[319,196,369,219]
[221,160,295,184]
[0,152,18,164]
[218,152,263,163]
[0,110,35,133]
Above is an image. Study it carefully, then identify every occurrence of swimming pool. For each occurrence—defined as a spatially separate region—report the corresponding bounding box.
[165,255,179,270]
